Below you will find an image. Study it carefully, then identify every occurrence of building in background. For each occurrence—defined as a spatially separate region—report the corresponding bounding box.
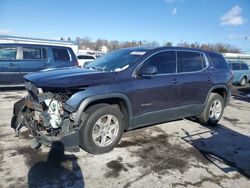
[0,35,78,54]
[223,53,250,66]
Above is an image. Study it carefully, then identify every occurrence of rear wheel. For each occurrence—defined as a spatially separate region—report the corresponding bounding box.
[198,93,224,125]
[240,77,247,86]
[79,104,124,154]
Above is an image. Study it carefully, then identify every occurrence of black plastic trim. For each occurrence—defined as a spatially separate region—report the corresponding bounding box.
[73,93,133,127]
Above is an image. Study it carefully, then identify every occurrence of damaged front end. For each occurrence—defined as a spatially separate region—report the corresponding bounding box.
[11,81,80,152]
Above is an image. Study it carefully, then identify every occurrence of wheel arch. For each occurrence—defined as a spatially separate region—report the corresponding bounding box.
[241,75,248,81]
[73,93,133,129]
[205,85,230,106]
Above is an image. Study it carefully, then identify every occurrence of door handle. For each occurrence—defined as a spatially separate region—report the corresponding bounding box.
[207,77,213,82]
[172,79,180,85]
[10,62,16,67]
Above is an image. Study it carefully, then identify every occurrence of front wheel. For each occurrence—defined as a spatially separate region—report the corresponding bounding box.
[79,104,124,154]
[197,93,224,125]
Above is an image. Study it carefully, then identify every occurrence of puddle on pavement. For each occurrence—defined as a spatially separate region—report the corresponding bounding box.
[105,157,128,178]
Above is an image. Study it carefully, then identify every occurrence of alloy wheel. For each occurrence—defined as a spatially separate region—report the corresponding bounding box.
[209,99,222,120]
[92,114,120,147]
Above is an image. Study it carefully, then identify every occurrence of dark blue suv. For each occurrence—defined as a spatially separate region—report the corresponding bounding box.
[11,47,233,154]
[0,43,78,86]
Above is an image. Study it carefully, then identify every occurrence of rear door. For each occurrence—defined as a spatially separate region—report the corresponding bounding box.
[177,51,213,113]
[0,45,21,85]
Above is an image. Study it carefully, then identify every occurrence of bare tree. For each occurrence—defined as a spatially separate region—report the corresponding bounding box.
[164,42,172,47]
[74,37,241,53]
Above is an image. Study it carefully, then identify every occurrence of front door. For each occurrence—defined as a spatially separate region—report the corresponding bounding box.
[0,45,21,85]
[132,51,182,126]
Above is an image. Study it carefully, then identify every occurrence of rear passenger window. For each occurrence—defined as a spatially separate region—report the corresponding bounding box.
[142,51,177,74]
[209,53,229,69]
[23,47,42,60]
[52,48,70,61]
[241,63,249,70]
[0,47,17,60]
[177,51,205,73]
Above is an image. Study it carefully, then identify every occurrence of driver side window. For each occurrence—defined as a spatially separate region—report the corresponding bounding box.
[142,51,177,74]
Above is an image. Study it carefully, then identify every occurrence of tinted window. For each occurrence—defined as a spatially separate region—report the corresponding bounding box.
[209,53,229,69]
[23,47,42,60]
[78,55,95,59]
[142,51,176,74]
[241,63,249,70]
[0,47,17,60]
[52,48,70,61]
[231,63,241,70]
[177,51,205,73]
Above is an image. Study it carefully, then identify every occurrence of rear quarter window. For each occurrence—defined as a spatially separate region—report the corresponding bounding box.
[52,48,70,61]
[241,63,249,70]
[209,53,229,69]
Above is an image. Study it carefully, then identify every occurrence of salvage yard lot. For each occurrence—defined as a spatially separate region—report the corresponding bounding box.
[0,88,250,188]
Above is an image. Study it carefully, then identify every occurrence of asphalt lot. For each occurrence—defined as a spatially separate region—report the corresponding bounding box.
[0,86,250,188]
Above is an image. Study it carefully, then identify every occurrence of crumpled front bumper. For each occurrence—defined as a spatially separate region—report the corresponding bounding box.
[11,97,80,152]
[35,130,80,152]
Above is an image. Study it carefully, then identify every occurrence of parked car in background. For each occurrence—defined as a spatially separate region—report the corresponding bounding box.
[12,47,233,154]
[0,43,78,86]
[77,54,96,67]
[228,61,250,86]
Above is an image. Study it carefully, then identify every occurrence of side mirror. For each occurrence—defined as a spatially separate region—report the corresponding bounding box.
[138,65,158,76]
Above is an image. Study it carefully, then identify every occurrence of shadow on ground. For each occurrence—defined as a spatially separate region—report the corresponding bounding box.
[0,86,25,92]
[28,141,84,188]
[182,124,250,178]
[232,85,250,103]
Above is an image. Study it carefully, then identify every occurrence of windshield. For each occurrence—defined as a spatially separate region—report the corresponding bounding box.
[84,49,147,72]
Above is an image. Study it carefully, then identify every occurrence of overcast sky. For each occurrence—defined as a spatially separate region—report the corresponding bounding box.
[0,0,249,51]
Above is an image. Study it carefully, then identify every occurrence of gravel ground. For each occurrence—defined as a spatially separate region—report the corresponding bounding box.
[0,88,250,188]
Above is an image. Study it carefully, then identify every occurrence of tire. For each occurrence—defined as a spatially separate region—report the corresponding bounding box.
[240,77,247,86]
[198,93,224,126]
[79,104,124,154]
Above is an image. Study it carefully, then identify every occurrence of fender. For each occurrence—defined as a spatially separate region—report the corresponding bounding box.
[72,93,133,126]
[204,84,231,106]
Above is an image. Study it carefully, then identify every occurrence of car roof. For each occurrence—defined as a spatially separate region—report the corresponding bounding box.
[121,46,221,55]
[0,43,72,49]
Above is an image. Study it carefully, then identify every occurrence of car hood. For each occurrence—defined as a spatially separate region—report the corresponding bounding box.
[24,67,117,88]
